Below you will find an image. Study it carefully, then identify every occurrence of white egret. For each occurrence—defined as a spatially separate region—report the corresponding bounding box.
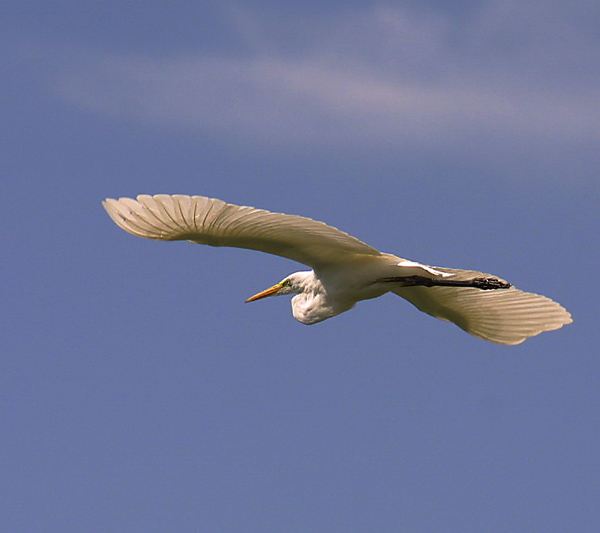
[103,194,571,345]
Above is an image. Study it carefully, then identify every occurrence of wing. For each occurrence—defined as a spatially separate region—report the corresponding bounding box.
[393,266,572,345]
[102,194,381,268]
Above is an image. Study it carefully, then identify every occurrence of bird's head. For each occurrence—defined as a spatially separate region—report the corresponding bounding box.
[245,272,313,303]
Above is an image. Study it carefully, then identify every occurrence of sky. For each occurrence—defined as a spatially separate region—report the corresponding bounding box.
[3,1,600,531]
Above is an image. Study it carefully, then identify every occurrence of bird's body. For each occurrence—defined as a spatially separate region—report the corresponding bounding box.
[103,194,572,345]
[273,257,394,324]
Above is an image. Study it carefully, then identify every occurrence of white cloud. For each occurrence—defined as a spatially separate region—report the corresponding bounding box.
[50,2,600,149]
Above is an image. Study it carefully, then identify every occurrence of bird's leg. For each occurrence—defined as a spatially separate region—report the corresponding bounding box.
[377,276,512,290]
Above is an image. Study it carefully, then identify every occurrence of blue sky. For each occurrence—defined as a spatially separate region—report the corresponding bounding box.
[3,1,599,531]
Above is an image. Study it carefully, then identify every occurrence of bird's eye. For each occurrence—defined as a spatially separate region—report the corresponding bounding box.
[281,279,291,287]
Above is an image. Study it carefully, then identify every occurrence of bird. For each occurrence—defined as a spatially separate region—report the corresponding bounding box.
[102,194,572,345]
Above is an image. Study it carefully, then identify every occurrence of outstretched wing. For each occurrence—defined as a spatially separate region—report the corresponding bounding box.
[102,194,381,268]
[393,266,572,345]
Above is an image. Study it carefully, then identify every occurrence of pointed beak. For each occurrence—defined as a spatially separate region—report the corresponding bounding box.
[245,282,283,303]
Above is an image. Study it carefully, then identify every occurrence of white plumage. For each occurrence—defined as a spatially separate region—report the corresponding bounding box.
[103,194,572,345]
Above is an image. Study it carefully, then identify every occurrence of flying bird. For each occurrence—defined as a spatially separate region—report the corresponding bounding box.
[102,194,571,345]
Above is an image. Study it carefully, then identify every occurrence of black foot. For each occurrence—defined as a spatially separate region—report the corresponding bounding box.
[471,277,512,290]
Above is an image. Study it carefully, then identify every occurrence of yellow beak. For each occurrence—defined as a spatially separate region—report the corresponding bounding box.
[245,282,283,303]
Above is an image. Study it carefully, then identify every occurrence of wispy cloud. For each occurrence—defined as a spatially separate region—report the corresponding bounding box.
[49,2,600,149]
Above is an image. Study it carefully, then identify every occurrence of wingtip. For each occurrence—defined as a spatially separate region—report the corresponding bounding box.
[101,197,117,210]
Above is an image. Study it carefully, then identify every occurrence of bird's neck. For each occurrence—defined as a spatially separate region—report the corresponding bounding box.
[290,272,355,325]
